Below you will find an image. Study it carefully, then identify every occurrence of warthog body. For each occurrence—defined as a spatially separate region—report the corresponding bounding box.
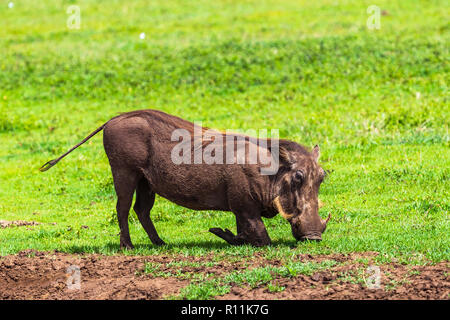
[40,109,329,248]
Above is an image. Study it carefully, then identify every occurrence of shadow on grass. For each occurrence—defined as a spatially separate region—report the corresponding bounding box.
[64,239,299,255]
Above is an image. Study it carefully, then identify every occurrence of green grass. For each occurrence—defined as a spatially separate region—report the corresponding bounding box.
[173,260,337,299]
[0,0,448,269]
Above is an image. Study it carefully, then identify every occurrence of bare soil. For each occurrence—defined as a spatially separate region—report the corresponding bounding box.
[0,250,448,300]
[0,220,40,228]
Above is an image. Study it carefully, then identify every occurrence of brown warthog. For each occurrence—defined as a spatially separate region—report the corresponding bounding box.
[40,109,330,248]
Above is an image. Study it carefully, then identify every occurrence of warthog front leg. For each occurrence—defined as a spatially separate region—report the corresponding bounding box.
[208,228,246,245]
[209,215,271,247]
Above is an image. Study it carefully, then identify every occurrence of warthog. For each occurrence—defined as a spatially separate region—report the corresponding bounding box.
[40,109,330,248]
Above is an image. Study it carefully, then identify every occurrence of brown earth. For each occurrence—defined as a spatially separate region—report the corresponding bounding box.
[0,220,40,228]
[0,250,448,300]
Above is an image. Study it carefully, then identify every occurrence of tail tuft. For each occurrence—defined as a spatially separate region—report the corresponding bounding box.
[39,159,59,172]
[37,122,107,173]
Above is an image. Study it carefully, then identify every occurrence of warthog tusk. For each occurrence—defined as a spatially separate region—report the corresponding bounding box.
[320,212,331,232]
[319,199,325,209]
[323,212,331,225]
[273,196,294,220]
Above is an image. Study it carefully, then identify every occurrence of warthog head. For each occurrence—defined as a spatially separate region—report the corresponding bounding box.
[272,144,330,241]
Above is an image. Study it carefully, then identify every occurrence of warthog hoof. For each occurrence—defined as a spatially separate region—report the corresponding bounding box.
[120,242,135,250]
[153,238,166,246]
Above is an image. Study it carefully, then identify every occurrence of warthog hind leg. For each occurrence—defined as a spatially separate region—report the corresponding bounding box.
[111,167,141,250]
[133,178,166,246]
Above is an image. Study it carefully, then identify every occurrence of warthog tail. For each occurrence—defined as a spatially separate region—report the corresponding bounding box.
[39,123,107,172]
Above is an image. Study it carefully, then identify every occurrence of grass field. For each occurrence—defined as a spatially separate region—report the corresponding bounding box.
[0,0,449,299]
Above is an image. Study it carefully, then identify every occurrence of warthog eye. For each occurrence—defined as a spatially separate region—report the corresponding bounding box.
[293,170,304,183]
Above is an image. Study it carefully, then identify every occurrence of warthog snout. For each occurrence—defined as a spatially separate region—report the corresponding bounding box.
[290,211,331,242]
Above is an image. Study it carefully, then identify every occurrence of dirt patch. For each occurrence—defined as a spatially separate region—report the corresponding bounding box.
[219,260,449,300]
[0,250,188,300]
[0,250,448,300]
[0,220,40,228]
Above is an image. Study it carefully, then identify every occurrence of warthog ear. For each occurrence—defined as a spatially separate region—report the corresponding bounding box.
[312,145,320,162]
